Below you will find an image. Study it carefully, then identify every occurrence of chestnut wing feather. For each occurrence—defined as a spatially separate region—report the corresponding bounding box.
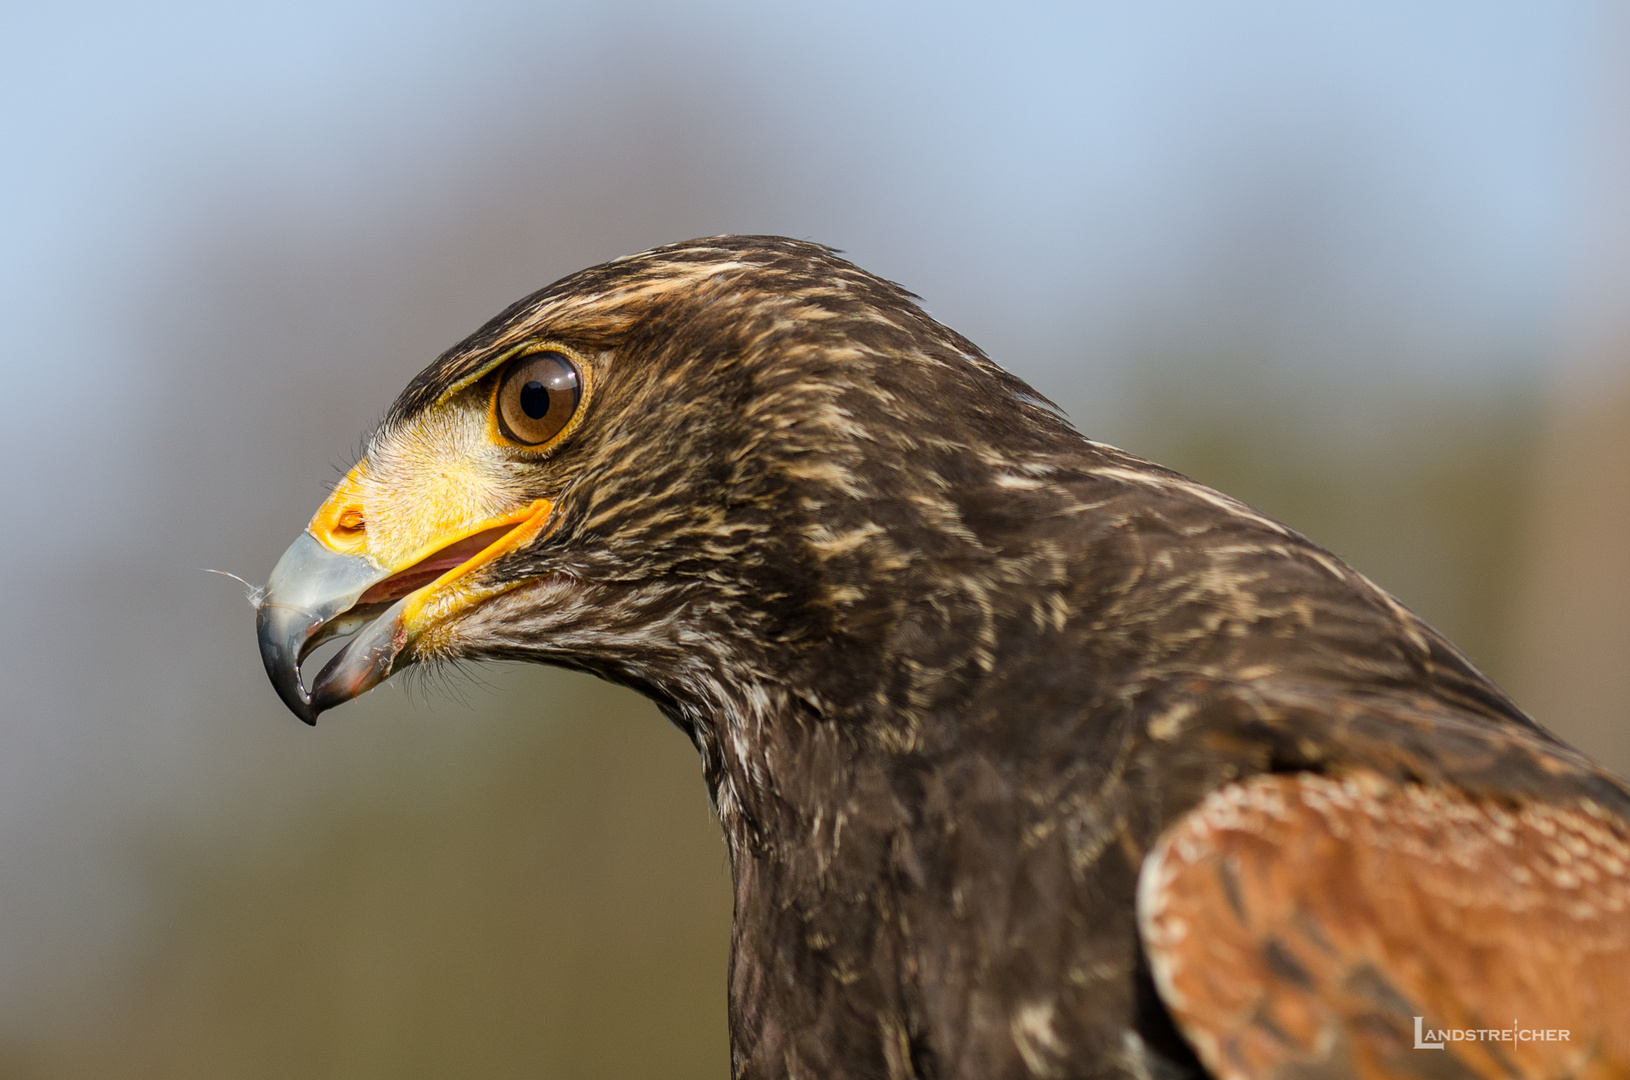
[1137,771,1630,1080]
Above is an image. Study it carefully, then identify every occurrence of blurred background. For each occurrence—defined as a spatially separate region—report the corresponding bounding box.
[1,1,1627,1075]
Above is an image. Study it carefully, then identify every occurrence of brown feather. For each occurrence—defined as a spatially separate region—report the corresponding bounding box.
[1139,770,1630,1080]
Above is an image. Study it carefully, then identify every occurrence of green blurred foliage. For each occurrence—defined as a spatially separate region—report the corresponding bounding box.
[4,671,731,1079]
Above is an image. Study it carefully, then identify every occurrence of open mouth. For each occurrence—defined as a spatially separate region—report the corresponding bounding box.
[258,499,553,724]
[357,524,523,606]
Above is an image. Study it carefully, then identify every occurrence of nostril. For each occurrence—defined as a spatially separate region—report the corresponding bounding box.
[313,502,368,553]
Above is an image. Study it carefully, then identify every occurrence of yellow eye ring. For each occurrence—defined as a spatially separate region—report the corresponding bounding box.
[491,348,588,449]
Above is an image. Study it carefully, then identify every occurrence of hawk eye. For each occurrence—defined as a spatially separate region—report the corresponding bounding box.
[495,351,582,446]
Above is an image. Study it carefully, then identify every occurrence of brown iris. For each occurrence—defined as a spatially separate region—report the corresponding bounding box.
[495,351,582,446]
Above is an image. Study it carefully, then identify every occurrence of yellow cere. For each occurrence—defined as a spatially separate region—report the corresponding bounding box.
[308,397,537,575]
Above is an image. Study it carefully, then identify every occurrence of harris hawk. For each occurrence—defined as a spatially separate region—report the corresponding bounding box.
[255,236,1629,1080]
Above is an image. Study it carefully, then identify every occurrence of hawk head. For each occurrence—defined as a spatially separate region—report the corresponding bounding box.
[257,236,1075,740]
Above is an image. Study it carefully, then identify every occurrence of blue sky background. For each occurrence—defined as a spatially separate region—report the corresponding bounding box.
[0,2,1598,419]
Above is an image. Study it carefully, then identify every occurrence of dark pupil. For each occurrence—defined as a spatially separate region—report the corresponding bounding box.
[519,380,551,420]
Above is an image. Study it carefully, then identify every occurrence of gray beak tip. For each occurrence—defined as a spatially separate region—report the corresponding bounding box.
[256,602,321,725]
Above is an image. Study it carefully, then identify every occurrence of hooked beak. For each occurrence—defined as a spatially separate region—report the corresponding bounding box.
[255,534,394,725]
[256,493,554,725]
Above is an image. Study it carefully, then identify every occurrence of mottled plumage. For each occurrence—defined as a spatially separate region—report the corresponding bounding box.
[258,236,1630,1080]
